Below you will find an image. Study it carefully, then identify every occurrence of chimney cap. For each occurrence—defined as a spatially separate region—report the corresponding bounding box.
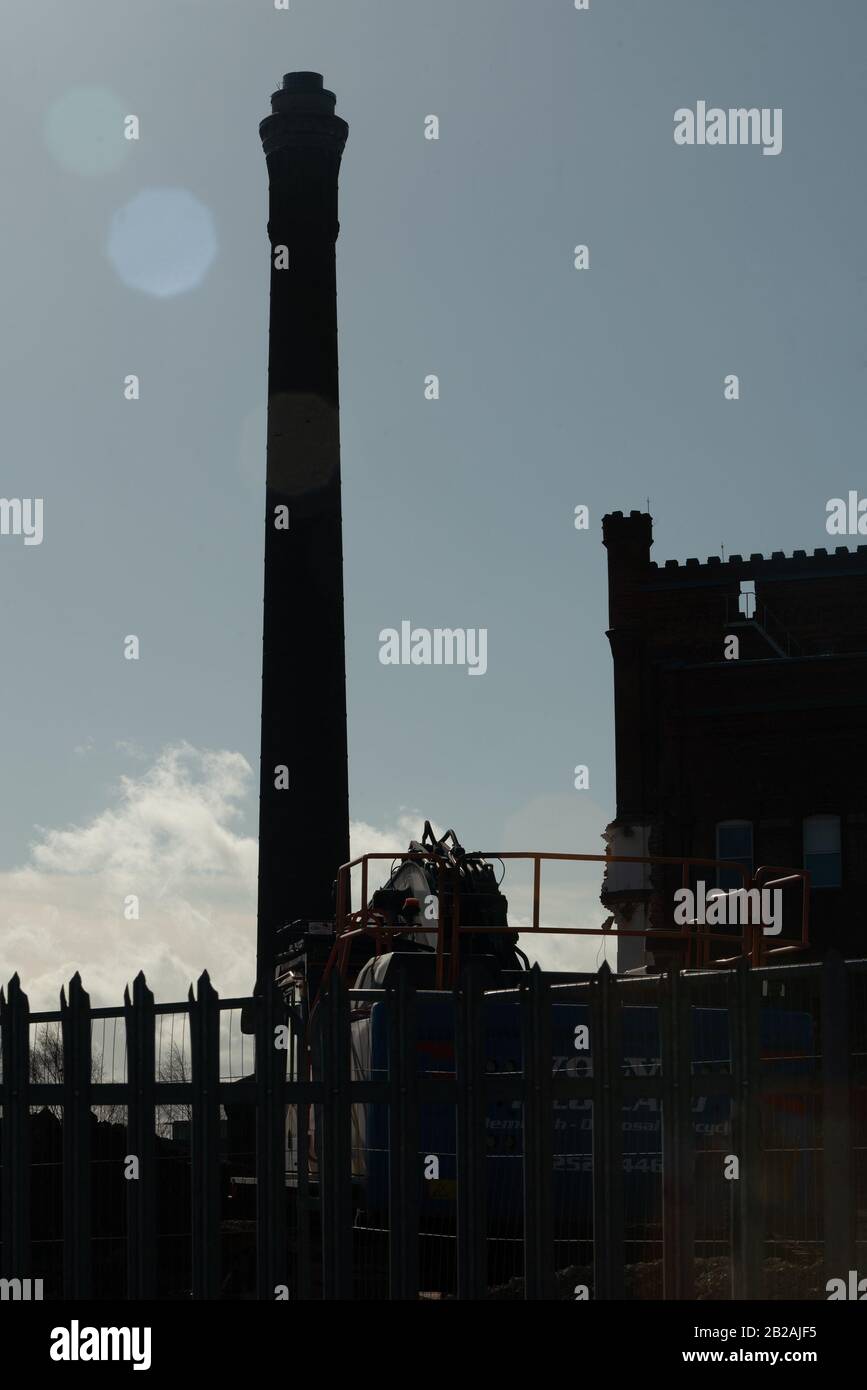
[261,71,347,153]
[282,71,325,91]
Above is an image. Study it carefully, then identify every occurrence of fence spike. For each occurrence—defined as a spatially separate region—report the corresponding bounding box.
[388,967,420,1300]
[591,957,624,1298]
[62,965,92,1296]
[133,971,152,1005]
[190,964,220,1298]
[456,960,487,1299]
[822,948,853,1285]
[125,968,156,1297]
[319,968,353,1299]
[255,975,288,1299]
[522,962,554,1299]
[729,955,761,1298]
[0,969,31,1279]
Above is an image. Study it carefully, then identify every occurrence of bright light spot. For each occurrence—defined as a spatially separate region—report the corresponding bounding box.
[106,189,218,298]
[44,86,131,177]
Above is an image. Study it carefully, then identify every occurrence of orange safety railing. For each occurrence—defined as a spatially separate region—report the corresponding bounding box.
[319,850,811,996]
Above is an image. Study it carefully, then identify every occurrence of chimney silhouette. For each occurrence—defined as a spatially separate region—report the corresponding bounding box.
[256,74,350,985]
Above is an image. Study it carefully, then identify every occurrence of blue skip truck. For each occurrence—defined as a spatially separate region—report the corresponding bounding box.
[346,981,814,1235]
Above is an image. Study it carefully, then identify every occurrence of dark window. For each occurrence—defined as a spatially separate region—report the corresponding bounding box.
[716,820,753,890]
[803,815,842,889]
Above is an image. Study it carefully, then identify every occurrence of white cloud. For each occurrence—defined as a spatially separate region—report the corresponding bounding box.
[0,767,617,1011]
[349,810,435,859]
[0,759,438,1008]
[499,793,616,973]
[0,743,257,1007]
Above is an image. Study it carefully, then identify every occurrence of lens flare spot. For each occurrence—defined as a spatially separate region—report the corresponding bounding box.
[106,189,218,298]
[44,86,131,177]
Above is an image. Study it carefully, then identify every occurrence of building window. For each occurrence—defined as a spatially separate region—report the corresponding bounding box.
[716,820,753,890]
[803,815,842,888]
[738,580,756,619]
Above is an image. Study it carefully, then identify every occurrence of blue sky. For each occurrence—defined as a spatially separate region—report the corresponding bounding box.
[0,0,863,1001]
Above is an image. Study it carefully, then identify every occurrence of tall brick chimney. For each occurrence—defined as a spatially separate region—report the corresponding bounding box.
[256,74,350,986]
[602,510,653,823]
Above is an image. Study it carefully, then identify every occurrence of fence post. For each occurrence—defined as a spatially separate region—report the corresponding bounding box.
[729,957,762,1299]
[591,961,624,1299]
[660,965,695,1299]
[295,1008,313,1302]
[389,969,420,1300]
[0,975,31,1280]
[190,971,221,1299]
[522,965,554,1299]
[320,972,353,1299]
[456,961,488,1299]
[821,950,853,1287]
[61,972,92,1297]
[256,977,288,1299]
[125,972,156,1299]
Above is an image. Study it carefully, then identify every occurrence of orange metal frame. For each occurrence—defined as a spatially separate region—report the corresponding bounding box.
[320,849,811,996]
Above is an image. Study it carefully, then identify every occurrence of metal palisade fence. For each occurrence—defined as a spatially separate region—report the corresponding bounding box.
[0,955,863,1301]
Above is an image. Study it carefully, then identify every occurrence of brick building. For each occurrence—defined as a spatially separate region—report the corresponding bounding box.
[601,510,867,971]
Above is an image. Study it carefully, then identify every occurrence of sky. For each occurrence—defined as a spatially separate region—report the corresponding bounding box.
[0,0,864,1003]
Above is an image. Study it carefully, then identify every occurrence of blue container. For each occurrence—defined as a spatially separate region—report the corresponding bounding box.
[356,993,814,1234]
